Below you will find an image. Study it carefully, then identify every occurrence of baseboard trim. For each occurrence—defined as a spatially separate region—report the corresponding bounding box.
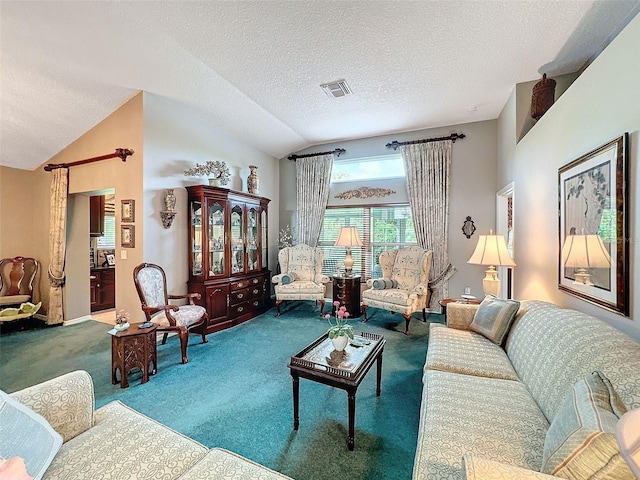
[63,315,93,326]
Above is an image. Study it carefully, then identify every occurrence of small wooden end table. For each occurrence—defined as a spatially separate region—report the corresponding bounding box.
[332,275,362,318]
[111,322,158,388]
[288,331,385,450]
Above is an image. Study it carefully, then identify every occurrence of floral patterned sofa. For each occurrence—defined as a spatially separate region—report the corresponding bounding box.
[9,370,293,480]
[413,299,640,480]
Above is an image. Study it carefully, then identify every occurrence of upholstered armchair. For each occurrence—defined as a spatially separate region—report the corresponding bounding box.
[272,244,330,317]
[361,247,433,335]
[133,263,208,364]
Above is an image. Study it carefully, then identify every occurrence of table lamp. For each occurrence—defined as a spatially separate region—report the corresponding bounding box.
[561,234,611,285]
[467,230,515,297]
[616,408,640,478]
[334,226,362,276]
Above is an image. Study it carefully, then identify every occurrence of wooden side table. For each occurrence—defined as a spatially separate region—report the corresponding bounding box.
[332,275,362,318]
[111,322,158,388]
[439,298,481,320]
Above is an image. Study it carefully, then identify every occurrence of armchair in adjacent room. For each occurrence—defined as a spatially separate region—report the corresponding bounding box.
[272,244,330,317]
[133,263,208,364]
[361,247,433,335]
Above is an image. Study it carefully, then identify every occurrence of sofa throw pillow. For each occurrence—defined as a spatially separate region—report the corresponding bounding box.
[281,272,298,285]
[0,390,62,480]
[469,295,520,345]
[541,371,633,480]
[372,279,399,290]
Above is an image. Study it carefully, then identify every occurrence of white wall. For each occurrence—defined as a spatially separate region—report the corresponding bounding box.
[280,119,498,299]
[142,93,280,293]
[497,13,640,340]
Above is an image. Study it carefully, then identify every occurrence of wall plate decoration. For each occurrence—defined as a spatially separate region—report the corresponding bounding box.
[121,199,135,222]
[121,225,135,248]
[558,133,629,316]
[462,216,476,238]
[106,253,116,266]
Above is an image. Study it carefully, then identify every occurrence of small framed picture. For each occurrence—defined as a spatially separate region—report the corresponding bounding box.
[121,225,135,248]
[106,254,116,266]
[121,199,135,223]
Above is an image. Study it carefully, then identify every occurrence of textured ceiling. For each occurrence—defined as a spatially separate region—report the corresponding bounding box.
[1,1,639,170]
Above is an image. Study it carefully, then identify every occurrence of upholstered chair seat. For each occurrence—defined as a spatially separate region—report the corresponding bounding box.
[361,246,433,335]
[272,244,329,316]
[133,263,208,364]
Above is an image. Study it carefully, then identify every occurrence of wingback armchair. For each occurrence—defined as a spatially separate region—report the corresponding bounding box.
[272,244,330,317]
[361,247,433,335]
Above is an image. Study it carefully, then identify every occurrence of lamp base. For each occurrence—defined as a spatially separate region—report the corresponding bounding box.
[343,247,354,276]
[572,268,594,286]
[482,266,501,297]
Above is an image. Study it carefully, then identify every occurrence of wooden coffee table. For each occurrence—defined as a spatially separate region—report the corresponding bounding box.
[288,331,385,450]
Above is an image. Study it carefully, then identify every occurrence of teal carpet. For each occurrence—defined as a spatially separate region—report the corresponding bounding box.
[0,303,443,480]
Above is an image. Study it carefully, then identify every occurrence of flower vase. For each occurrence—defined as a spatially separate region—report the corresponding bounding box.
[114,322,130,332]
[330,334,349,352]
[247,165,259,194]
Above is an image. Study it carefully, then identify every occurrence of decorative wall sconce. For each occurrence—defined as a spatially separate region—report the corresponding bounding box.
[462,216,476,238]
[160,189,177,229]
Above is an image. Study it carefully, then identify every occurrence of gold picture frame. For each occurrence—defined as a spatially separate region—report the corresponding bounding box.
[121,225,135,248]
[121,199,135,222]
[558,133,629,316]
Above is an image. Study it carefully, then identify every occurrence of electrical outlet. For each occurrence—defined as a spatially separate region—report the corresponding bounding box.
[464,286,471,295]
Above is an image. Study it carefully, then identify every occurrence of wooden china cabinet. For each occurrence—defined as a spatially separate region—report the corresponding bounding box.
[186,185,271,334]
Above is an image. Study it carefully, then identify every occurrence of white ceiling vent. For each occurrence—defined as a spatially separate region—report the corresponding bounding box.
[320,79,352,98]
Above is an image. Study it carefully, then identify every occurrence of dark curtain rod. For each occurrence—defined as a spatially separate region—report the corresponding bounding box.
[287,148,345,161]
[44,148,135,172]
[386,133,465,150]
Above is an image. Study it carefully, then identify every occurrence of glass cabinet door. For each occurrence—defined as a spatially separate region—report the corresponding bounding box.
[247,207,259,272]
[230,205,244,274]
[191,201,203,276]
[208,201,225,276]
[261,208,268,270]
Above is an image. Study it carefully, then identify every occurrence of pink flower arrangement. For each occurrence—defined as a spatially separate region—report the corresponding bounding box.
[115,309,130,325]
[325,301,354,339]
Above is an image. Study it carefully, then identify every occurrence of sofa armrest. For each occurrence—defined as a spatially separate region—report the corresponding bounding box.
[315,274,330,284]
[178,448,294,479]
[271,273,284,284]
[446,303,480,330]
[463,456,560,479]
[10,370,94,442]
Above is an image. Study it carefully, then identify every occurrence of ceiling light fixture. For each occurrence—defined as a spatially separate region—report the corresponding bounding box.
[320,79,352,98]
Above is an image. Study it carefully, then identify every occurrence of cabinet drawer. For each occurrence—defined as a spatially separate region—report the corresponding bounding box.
[229,302,250,319]
[230,287,251,305]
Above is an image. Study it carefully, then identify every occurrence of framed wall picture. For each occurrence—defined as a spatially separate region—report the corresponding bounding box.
[121,199,135,222]
[121,225,135,248]
[106,254,116,266]
[558,133,629,316]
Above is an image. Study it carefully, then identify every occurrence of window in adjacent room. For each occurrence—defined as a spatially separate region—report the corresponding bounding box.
[96,196,116,249]
[318,205,417,278]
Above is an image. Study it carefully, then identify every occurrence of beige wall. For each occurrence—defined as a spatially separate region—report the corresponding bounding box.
[280,119,499,300]
[0,165,50,310]
[497,13,640,340]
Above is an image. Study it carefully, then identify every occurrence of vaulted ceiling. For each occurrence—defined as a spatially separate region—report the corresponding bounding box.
[2,1,639,171]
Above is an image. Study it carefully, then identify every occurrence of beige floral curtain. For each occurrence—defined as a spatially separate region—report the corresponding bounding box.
[295,154,333,246]
[47,167,68,325]
[402,141,456,309]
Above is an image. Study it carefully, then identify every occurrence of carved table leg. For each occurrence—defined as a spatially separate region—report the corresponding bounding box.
[292,374,300,430]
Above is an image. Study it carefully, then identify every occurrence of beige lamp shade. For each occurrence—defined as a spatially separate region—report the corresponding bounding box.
[562,234,611,285]
[616,408,640,478]
[467,232,515,297]
[334,227,363,276]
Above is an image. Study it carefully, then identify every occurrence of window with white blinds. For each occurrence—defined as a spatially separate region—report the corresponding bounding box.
[318,205,417,279]
[96,197,116,249]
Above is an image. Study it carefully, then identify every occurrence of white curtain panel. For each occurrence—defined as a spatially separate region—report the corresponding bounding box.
[402,141,456,309]
[47,167,68,325]
[295,154,333,246]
